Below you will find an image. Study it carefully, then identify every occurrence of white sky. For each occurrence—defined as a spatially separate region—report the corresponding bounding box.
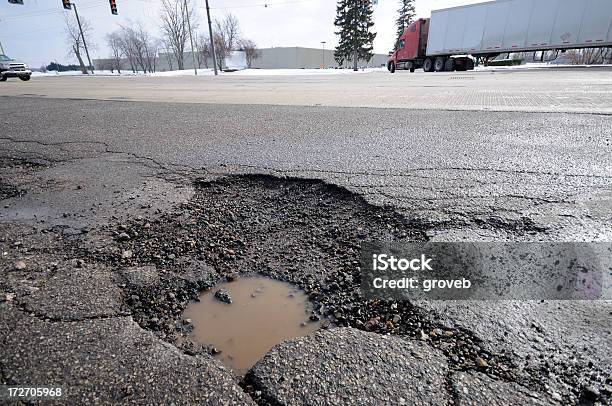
[0,0,484,67]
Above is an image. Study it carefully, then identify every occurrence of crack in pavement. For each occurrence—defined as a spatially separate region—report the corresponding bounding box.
[9,302,131,323]
[0,136,197,173]
[222,162,612,180]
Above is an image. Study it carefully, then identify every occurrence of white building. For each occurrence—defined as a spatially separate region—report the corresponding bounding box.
[94,46,388,72]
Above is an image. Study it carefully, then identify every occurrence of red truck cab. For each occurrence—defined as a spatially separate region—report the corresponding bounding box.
[388,19,429,73]
[388,18,474,73]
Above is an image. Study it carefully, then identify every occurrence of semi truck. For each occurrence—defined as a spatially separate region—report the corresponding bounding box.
[387,0,612,73]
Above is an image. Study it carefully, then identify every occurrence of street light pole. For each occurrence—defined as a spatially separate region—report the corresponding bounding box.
[184,0,198,75]
[0,18,4,55]
[205,0,218,75]
[321,41,326,69]
[72,3,94,74]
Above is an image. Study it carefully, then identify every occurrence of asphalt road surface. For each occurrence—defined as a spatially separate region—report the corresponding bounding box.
[1,68,611,405]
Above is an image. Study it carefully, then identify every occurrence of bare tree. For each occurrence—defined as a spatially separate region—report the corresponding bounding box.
[161,39,175,70]
[213,14,241,70]
[159,0,198,70]
[196,34,211,68]
[219,14,240,53]
[239,39,260,68]
[118,23,159,74]
[64,14,93,74]
[106,32,123,73]
[567,47,612,65]
[116,26,138,73]
[213,33,227,70]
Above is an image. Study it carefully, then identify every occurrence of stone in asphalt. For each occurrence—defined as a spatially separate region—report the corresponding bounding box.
[122,265,160,288]
[247,327,449,405]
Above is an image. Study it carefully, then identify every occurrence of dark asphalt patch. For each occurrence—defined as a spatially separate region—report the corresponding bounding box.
[0,158,44,201]
[92,174,593,400]
[0,181,22,201]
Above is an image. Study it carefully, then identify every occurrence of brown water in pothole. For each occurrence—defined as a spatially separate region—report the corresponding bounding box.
[183,277,321,375]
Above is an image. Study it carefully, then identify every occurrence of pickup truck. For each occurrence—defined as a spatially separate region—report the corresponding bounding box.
[0,54,32,81]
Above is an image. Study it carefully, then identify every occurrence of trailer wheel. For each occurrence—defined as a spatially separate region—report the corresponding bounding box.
[388,62,395,73]
[423,58,434,72]
[466,58,475,70]
[455,58,467,71]
[444,58,455,71]
[434,57,446,72]
[19,75,31,81]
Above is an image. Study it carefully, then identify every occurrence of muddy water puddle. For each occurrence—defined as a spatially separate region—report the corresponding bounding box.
[183,277,320,374]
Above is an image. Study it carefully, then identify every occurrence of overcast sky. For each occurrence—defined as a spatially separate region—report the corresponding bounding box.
[0,0,483,67]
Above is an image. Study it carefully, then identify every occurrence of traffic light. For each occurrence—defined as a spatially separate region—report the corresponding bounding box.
[62,0,71,10]
[8,0,25,5]
[109,0,118,15]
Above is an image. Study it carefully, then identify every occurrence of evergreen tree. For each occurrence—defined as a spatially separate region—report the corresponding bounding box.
[334,0,377,71]
[395,0,415,45]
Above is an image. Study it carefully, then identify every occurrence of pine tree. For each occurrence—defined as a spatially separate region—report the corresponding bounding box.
[334,0,377,71]
[395,0,415,45]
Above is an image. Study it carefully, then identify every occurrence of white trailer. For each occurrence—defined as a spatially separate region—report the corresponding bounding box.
[426,0,612,57]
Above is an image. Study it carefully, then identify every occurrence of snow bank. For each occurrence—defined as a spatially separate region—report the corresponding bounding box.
[32,68,386,77]
[150,67,386,76]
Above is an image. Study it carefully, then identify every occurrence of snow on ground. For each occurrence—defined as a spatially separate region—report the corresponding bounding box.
[474,62,612,72]
[32,68,386,78]
[151,67,387,76]
[32,70,139,77]
[31,63,609,78]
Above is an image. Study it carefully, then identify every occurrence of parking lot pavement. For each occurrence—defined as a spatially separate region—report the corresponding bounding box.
[1,67,611,113]
[1,70,611,404]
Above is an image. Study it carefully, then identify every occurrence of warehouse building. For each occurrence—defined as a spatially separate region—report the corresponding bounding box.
[94,46,388,72]
[250,47,388,69]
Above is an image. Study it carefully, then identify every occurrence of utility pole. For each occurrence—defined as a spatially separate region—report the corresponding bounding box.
[205,0,218,75]
[184,0,198,75]
[0,17,5,55]
[321,41,326,69]
[72,3,94,74]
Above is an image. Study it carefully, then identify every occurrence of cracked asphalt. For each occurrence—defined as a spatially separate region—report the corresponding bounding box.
[1,70,611,405]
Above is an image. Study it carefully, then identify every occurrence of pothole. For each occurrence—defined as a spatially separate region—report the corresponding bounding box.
[90,174,602,402]
[183,277,320,374]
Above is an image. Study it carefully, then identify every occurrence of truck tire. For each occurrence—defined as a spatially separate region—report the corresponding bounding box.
[434,57,446,72]
[466,58,475,70]
[0,75,6,82]
[19,75,31,81]
[423,58,434,72]
[388,62,396,73]
[454,58,467,71]
[444,58,455,71]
